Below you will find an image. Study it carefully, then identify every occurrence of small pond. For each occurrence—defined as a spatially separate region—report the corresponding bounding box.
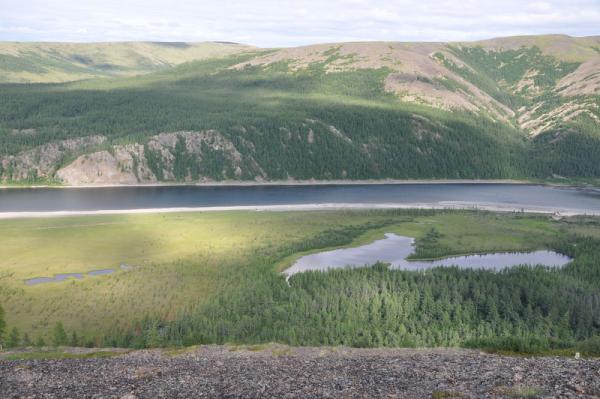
[25,264,133,285]
[284,233,572,277]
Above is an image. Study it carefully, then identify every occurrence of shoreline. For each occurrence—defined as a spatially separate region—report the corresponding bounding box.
[0,178,542,189]
[0,202,598,219]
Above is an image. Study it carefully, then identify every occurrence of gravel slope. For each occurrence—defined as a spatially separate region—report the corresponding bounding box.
[1,345,599,398]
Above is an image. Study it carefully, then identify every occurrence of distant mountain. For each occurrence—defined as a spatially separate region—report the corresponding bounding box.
[0,35,599,184]
[0,41,253,83]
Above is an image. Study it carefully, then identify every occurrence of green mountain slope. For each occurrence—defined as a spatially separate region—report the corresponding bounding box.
[0,35,598,184]
[0,41,253,83]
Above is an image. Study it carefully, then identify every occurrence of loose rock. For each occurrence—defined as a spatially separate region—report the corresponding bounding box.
[1,346,599,398]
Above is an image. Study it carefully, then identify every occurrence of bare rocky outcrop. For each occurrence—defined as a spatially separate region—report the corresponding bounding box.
[53,131,266,185]
[1,345,599,398]
[327,125,352,144]
[145,130,264,181]
[2,130,268,185]
[507,58,600,135]
[303,119,353,144]
[518,100,600,136]
[557,59,600,97]
[56,144,156,185]
[514,68,543,97]
[0,135,106,181]
[385,72,480,113]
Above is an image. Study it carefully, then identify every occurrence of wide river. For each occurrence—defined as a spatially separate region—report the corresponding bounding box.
[1,183,600,214]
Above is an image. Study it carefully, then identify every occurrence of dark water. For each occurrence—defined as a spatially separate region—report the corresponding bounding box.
[1,184,600,213]
[25,264,133,285]
[87,269,115,276]
[284,233,572,277]
[25,273,84,285]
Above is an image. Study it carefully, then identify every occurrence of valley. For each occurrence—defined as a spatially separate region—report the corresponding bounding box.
[3,1,600,396]
[1,209,599,355]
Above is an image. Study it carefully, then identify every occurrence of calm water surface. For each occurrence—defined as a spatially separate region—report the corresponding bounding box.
[25,265,132,285]
[284,233,572,277]
[1,184,600,212]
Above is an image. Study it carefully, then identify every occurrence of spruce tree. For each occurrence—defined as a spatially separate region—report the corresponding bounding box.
[22,333,32,347]
[0,304,5,345]
[7,327,20,348]
[69,331,79,347]
[52,322,68,347]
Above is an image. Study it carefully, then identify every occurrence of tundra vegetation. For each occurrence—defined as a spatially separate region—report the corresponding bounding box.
[0,210,599,355]
[0,41,252,83]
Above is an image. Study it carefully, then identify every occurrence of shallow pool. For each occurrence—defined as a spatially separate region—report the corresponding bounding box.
[284,233,572,277]
[25,264,133,285]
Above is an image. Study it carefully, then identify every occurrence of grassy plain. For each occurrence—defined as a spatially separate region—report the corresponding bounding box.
[1,210,389,338]
[0,209,597,342]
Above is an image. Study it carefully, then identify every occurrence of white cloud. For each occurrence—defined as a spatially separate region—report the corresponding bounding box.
[528,2,553,12]
[0,0,598,46]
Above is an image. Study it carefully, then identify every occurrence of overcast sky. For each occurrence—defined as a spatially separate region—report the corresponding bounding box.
[1,0,599,47]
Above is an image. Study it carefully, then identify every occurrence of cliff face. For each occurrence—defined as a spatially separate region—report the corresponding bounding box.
[41,131,265,185]
[55,145,153,185]
[0,136,107,182]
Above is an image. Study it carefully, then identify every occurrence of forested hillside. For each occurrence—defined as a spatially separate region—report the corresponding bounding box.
[0,35,599,184]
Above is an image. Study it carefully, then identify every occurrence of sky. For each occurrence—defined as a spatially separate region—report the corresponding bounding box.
[1,0,600,47]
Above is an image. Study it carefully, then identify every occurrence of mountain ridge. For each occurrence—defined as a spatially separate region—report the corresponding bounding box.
[0,34,598,184]
[3,34,599,83]
[0,41,253,83]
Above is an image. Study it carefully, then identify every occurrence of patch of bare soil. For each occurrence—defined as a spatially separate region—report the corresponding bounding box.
[557,59,600,97]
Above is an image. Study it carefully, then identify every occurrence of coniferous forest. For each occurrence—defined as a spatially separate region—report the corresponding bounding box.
[101,233,600,354]
[12,210,583,355]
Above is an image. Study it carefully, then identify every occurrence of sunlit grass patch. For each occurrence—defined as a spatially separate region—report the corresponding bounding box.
[431,391,463,399]
[498,385,544,398]
[163,345,200,357]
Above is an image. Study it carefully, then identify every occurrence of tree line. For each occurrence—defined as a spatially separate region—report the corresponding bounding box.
[100,230,600,354]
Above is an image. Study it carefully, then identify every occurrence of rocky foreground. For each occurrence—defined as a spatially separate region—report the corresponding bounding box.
[1,345,599,398]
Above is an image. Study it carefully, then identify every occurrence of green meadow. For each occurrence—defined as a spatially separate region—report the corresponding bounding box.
[1,210,391,336]
[0,209,599,352]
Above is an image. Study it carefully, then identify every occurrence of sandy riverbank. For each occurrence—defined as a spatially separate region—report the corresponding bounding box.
[0,179,539,189]
[0,202,598,219]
